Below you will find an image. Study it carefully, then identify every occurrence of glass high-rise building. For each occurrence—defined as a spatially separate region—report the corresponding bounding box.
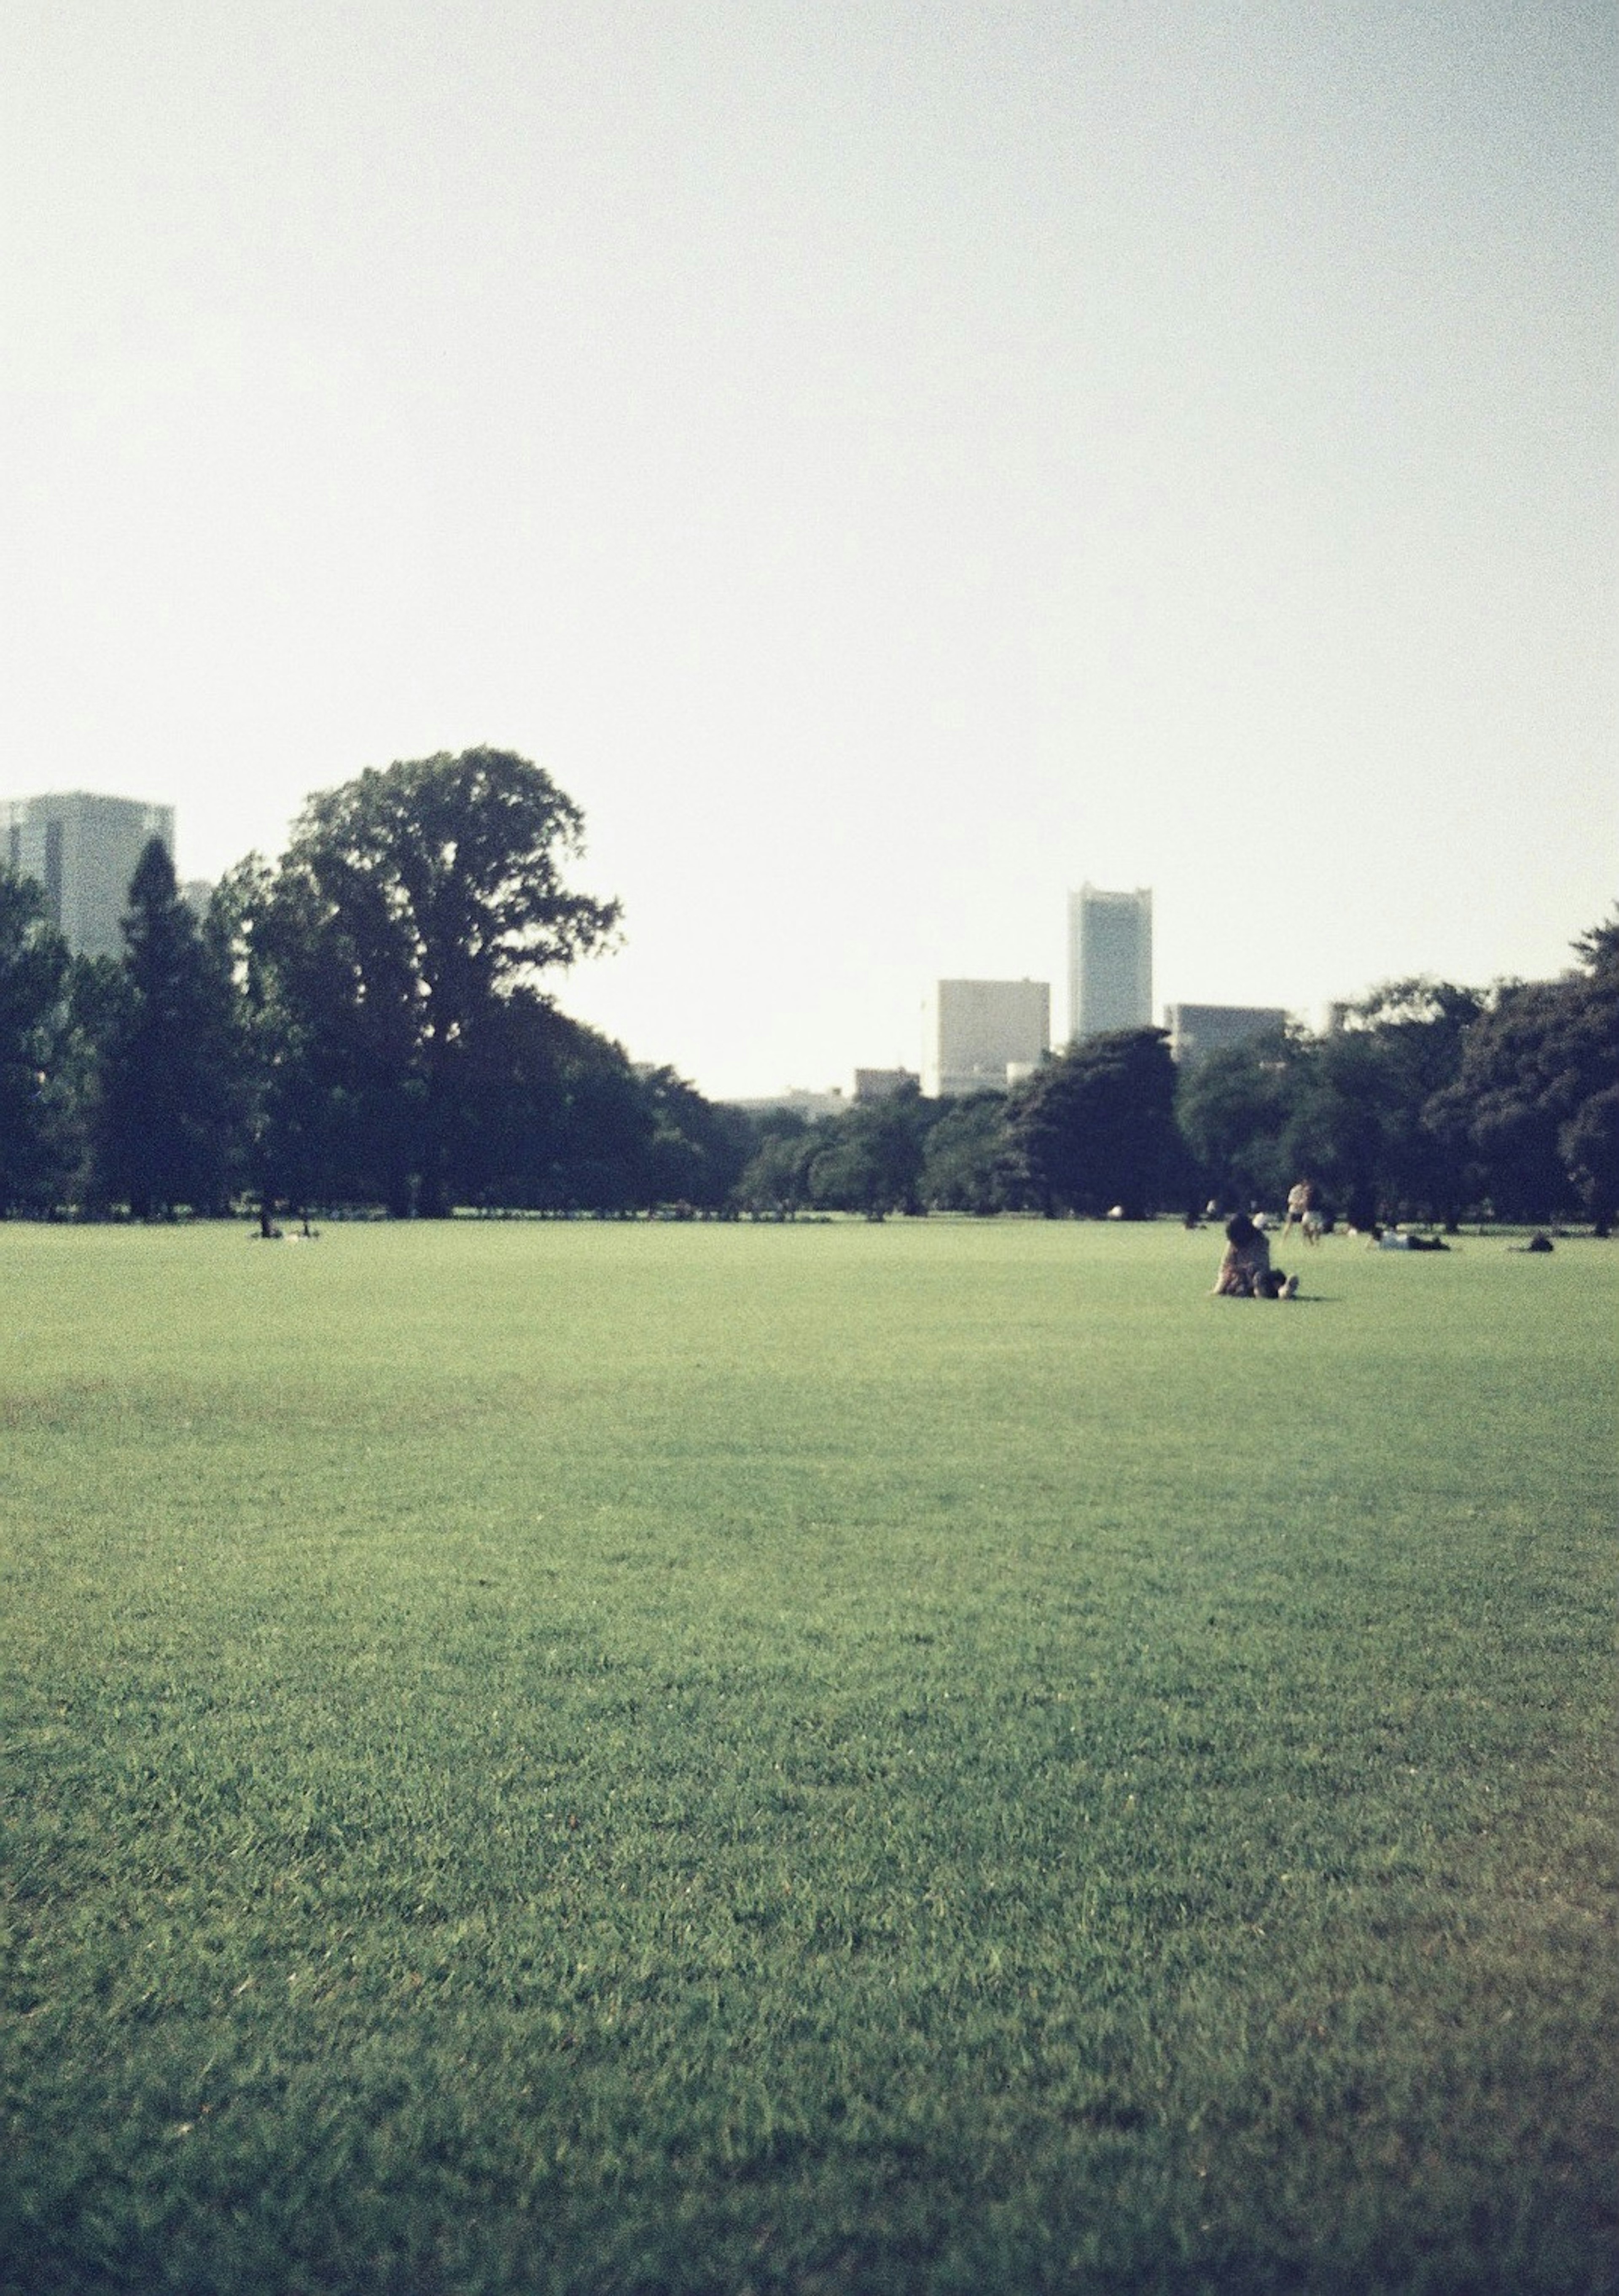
[1068,884,1152,1040]
[1,791,175,961]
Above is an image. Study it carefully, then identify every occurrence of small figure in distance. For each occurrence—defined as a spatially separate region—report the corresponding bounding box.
[1369,1224,1450,1251]
[1282,1177,1315,1243]
[1213,1213,1296,1297]
[1509,1231,1555,1253]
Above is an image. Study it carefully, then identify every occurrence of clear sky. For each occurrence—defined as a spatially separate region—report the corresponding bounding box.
[4,0,1614,1097]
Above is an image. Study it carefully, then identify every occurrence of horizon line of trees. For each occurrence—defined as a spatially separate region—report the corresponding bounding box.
[1,749,1614,1230]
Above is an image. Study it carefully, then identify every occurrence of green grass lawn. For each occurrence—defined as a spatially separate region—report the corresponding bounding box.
[1,1218,1614,2295]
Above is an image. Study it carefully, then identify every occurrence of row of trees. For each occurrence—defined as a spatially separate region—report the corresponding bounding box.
[737,935,1619,1231]
[0,751,751,1221]
[0,746,1614,1226]
[734,1028,1184,1222]
[1176,939,1619,1230]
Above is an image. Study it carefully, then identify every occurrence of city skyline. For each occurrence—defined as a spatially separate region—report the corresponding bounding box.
[3,4,1611,1098]
[2,778,1607,1100]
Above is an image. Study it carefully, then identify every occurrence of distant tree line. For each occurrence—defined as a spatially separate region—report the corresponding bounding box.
[730,933,1614,1234]
[1173,934,1619,1233]
[0,748,1614,1228]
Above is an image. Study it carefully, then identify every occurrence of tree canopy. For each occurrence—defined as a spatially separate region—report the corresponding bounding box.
[1176,983,1487,1227]
[253,749,622,1214]
[1425,915,1619,1228]
[1007,1030,1182,1218]
[94,839,235,1217]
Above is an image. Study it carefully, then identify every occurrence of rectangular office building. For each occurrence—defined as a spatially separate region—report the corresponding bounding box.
[1,790,175,961]
[925,979,1050,1098]
[1068,884,1152,1039]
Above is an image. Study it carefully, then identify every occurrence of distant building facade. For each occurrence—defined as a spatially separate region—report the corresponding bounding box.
[853,1067,919,1103]
[1164,1002,1288,1066]
[925,979,1050,1098]
[1,790,175,961]
[1068,884,1152,1039]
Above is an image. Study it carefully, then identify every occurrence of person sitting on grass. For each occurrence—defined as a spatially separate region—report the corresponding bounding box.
[1213,1213,1299,1298]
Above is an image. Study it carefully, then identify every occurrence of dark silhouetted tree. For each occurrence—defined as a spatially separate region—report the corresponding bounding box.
[805,1087,929,1219]
[733,1115,818,1219]
[1292,982,1483,1227]
[636,1067,753,1211]
[1174,1026,1302,1211]
[1176,985,1483,1227]
[257,749,620,1213]
[1425,912,1619,1227]
[918,1093,1024,1213]
[95,839,236,1216]
[1009,1029,1181,1216]
[0,869,73,1214]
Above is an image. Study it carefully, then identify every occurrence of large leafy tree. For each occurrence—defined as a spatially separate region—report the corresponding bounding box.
[0,870,73,1214]
[1291,981,1483,1227]
[1009,1029,1182,1217]
[94,839,237,1217]
[636,1067,754,1212]
[263,749,620,1214]
[1174,1026,1303,1211]
[733,1114,819,1219]
[918,1093,1024,1214]
[206,855,332,1227]
[805,1088,930,1219]
[1425,912,1619,1228]
[1176,985,1482,1226]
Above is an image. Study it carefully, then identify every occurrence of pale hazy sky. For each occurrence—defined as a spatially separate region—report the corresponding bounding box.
[4,1,1614,1096]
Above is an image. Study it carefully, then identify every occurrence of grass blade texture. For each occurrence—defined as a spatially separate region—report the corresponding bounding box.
[1,1220,1614,2294]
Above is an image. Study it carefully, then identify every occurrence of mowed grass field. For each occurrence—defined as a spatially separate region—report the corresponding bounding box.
[0,1219,1614,2296]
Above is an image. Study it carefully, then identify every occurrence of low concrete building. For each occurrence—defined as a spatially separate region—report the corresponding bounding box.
[853,1068,919,1103]
[1164,1002,1288,1065]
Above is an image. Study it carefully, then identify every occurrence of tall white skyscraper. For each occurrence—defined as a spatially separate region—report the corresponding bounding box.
[1068,885,1152,1040]
[1,791,175,961]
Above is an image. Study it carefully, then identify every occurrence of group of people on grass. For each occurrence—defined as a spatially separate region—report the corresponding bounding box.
[1212,1211,1299,1299]
[1210,1177,1327,1298]
[1208,1180,1549,1291]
